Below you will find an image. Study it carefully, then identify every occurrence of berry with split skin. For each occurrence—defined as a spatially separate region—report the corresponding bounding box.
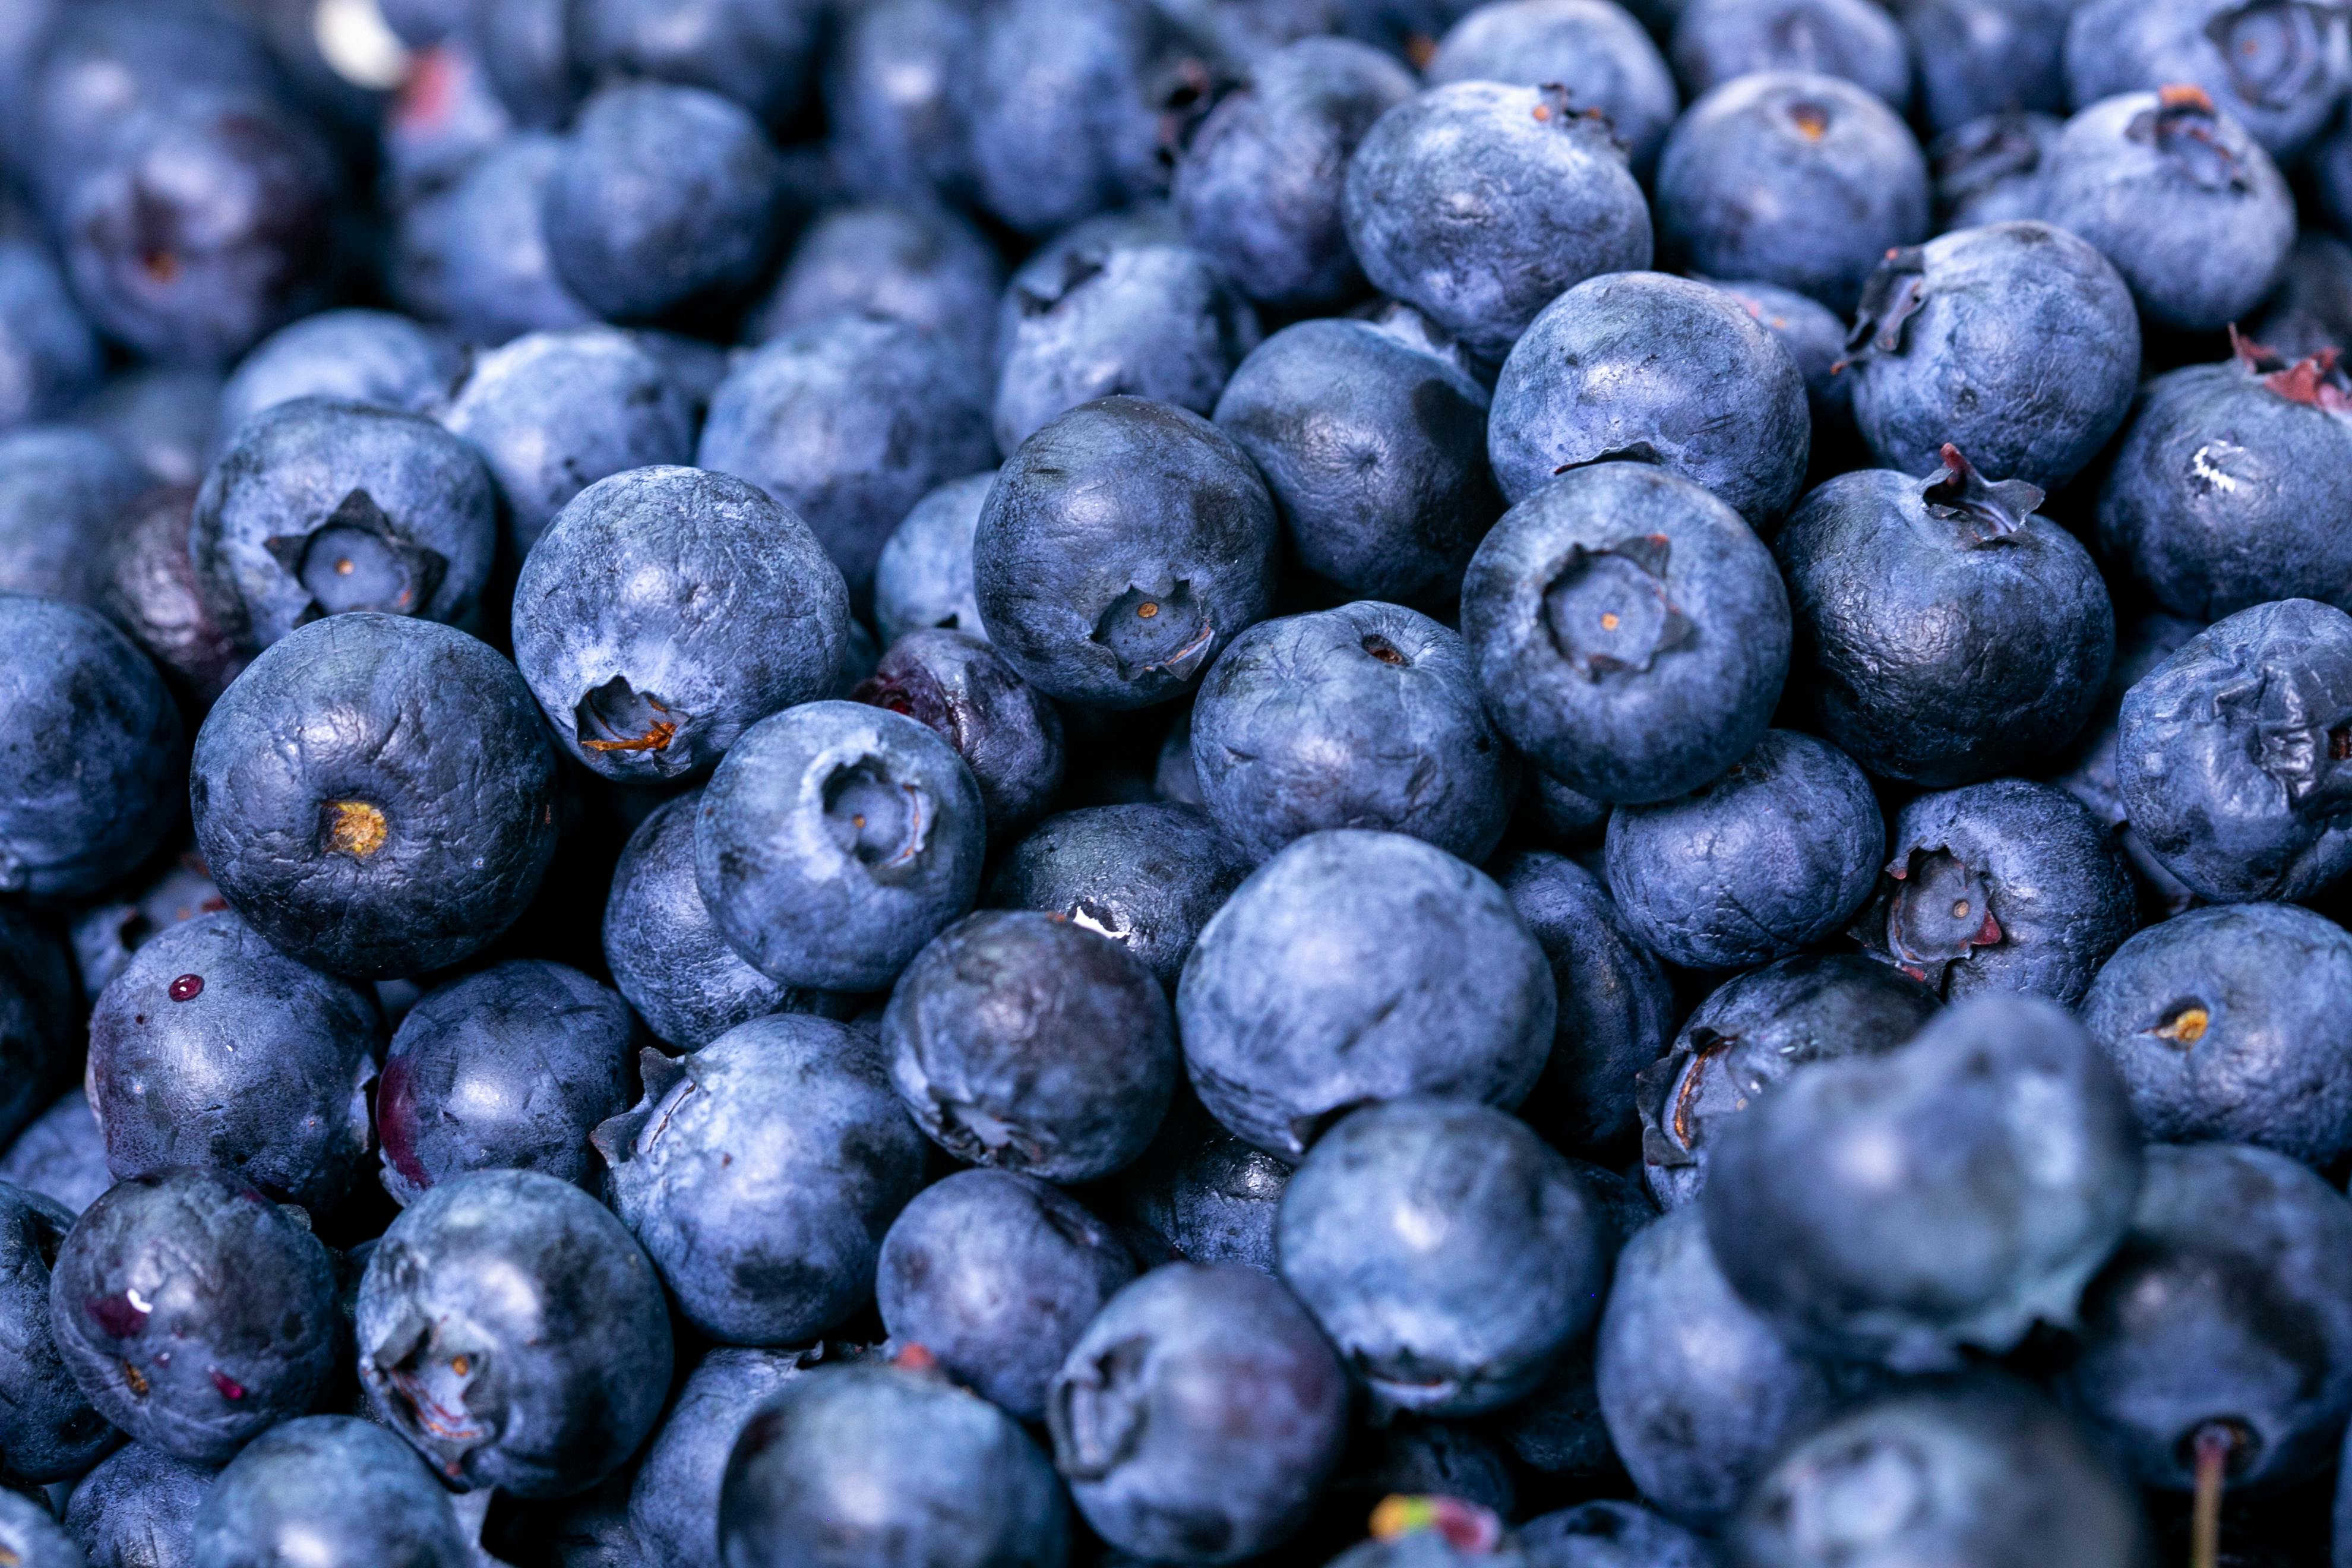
[987,802,1254,990]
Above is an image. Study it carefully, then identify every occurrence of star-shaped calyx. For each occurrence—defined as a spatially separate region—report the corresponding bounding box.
[265,488,447,625]
[1883,847,2003,989]
[2130,84,2250,193]
[1919,444,2045,546]
[1541,532,1695,680]
[1843,246,1929,363]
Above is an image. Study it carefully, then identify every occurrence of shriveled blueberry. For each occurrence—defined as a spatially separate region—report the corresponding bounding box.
[97,485,245,707]
[1278,1098,1606,1415]
[214,311,457,453]
[0,1181,113,1484]
[573,0,821,127]
[356,1169,671,1496]
[596,1015,925,1344]
[875,471,994,648]
[1342,80,1654,361]
[2065,0,2351,159]
[0,426,144,607]
[87,912,381,1213]
[1703,996,2142,1368]
[1460,463,1791,804]
[975,397,1278,710]
[723,1361,1069,1568]
[1047,1263,1347,1564]
[1427,0,1678,175]
[852,630,1065,841]
[1109,1095,1291,1273]
[1519,1500,1715,1568]
[190,1415,472,1568]
[1178,830,1555,1162]
[2116,599,2352,903]
[513,466,849,785]
[1902,0,2076,134]
[1,1093,111,1218]
[825,0,982,203]
[696,700,987,992]
[391,132,594,345]
[1636,953,1938,1211]
[50,1168,339,1464]
[191,614,559,979]
[1929,109,2064,226]
[64,1441,216,1568]
[1671,0,1911,110]
[628,1346,825,1568]
[748,203,1004,375]
[0,241,99,432]
[877,1169,1137,1418]
[0,1487,86,1568]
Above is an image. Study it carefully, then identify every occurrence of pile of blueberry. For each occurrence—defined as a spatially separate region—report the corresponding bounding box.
[8,0,2352,1564]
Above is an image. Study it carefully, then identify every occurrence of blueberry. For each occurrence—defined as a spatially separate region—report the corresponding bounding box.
[1901,0,2078,135]
[0,594,182,901]
[190,397,499,653]
[214,311,459,454]
[86,911,381,1213]
[1635,952,1939,1211]
[695,699,987,991]
[698,314,995,607]
[2055,1142,2352,1494]
[513,466,850,784]
[1046,1263,1348,1563]
[1702,279,1854,459]
[64,1441,215,1568]
[0,239,100,431]
[391,132,596,346]
[1704,995,2142,1368]
[1516,1500,1716,1568]
[1655,72,1927,317]
[1108,1095,1292,1273]
[0,1181,113,1484]
[2247,233,2352,361]
[1843,221,2141,489]
[596,1014,925,1344]
[1278,1097,1606,1415]
[2039,87,2294,333]
[1494,848,1676,1158]
[97,485,248,707]
[189,1415,473,1568]
[2084,906,2352,1168]
[540,83,785,322]
[722,1361,1070,1568]
[1776,447,2116,786]
[824,0,982,203]
[1670,0,1912,112]
[627,1346,824,1568]
[877,1168,1137,1418]
[1,1093,111,1218]
[1213,308,1499,607]
[1594,1207,1845,1526]
[1929,110,2065,227]
[441,327,698,557]
[76,366,222,490]
[1459,463,1791,804]
[1730,1375,2149,1568]
[1859,779,2137,1006]
[1177,830,1556,1161]
[1426,0,1680,176]
[2047,608,2207,915]
[875,472,995,648]
[0,426,150,610]
[2064,0,2351,159]
[986,802,1253,989]
[191,614,559,979]
[573,0,821,128]
[975,397,1279,710]
[883,909,1177,1180]
[1174,37,1418,309]
[0,1487,86,1568]
[357,1168,671,1496]
[49,1168,339,1464]
[1190,602,1518,864]
[2114,599,2352,903]
[852,630,1066,841]
[1343,80,1652,362]
[748,203,1006,377]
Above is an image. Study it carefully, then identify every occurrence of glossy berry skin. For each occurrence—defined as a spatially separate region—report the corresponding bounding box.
[191,614,559,979]
[1213,309,1499,607]
[190,397,499,654]
[722,1362,1070,1568]
[375,960,636,1208]
[875,471,994,649]
[1489,271,1809,527]
[2084,905,2352,1168]
[0,425,145,606]
[1637,953,1939,1211]
[49,1168,339,1465]
[356,1168,672,1496]
[1731,1376,2148,1568]
[1863,780,2137,1007]
[1278,1098,1606,1416]
[541,83,784,321]
[2116,599,2352,903]
[1776,450,2115,786]
[513,466,850,785]
[696,700,987,992]
[0,1181,112,1484]
[1604,730,1881,970]
[0,1487,94,1568]
[1670,0,1912,110]
[1705,997,2142,1370]
[1046,1263,1347,1564]
[885,911,1175,1181]
[64,1440,216,1568]
[1929,109,2064,227]
[596,1014,926,1345]
[852,630,1066,841]
[1427,0,1678,175]
[87,912,381,1213]
[189,1415,473,1568]
[1595,1207,1845,1527]
[1844,221,2140,489]
[391,131,595,346]
[986,803,1254,989]
[1110,1097,1291,1274]
[1174,38,1417,309]
[2064,0,2351,159]
[1343,81,1653,362]
[1655,72,1927,317]
[975,397,1279,710]
[750,203,1005,378]
[214,311,457,451]
[1177,830,1555,1162]
[0,593,181,902]
[2055,1142,2352,1494]
[628,1346,823,1568]
[0,1092,110,1217]
[1460,463,1791,805]
[1518,1501,1716,1568]
[1191,602,1516,865]
[877,1169,1137,1419]
[2039,88,2294,333]
[1902,0,2078,136]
